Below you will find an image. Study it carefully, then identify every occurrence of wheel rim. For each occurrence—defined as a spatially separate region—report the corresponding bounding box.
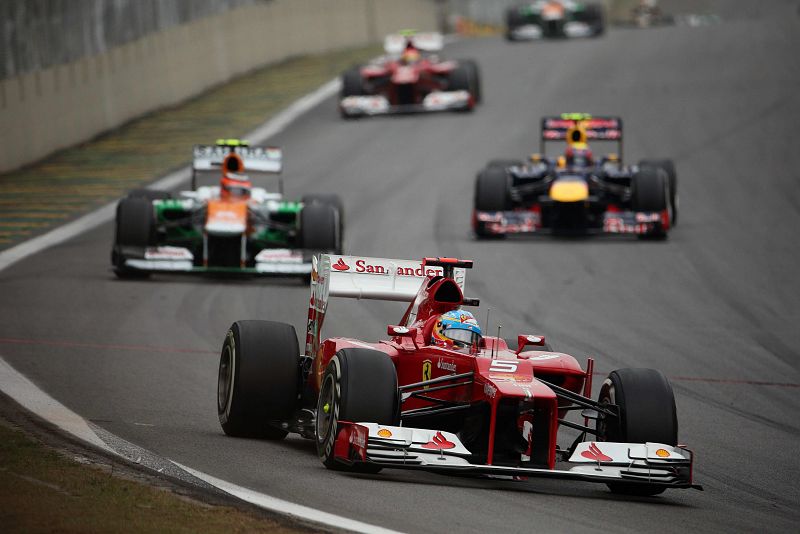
[316,373,336,444]
[596,379,615,441]
[218,344,234,413]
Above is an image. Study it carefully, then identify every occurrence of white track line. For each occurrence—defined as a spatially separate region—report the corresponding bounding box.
[0,75,404,533]
[0,356,113,453]
[176,462,403,534]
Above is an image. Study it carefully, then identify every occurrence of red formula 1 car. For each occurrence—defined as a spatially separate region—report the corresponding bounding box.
[217,255,700,495]
[339,32,481,117]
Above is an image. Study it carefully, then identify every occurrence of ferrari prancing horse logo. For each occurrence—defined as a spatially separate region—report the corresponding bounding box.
[422,359,432,387]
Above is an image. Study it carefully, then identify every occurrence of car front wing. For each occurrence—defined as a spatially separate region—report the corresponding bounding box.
[333,422,701,490]
[340,91,473,117]
[473,209,668,235]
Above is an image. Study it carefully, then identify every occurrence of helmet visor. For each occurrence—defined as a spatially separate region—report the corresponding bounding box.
[442,327,481,347]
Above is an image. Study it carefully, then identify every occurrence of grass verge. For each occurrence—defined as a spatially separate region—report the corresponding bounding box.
[0,420,308,533]
[0,44,381,250]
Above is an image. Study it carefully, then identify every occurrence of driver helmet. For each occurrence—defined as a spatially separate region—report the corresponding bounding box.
[400,46,421,65]
[220,173,252,199]
[431,310,482,349]
[565,146,594,167]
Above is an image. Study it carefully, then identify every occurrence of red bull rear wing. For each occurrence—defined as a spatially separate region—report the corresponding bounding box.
[541,113,623,141]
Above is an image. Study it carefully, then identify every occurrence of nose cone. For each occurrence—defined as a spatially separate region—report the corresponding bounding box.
[549,179,589,202]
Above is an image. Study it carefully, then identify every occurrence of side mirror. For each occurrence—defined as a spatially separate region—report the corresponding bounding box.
[388,325,419,348]
[516,334,546,355]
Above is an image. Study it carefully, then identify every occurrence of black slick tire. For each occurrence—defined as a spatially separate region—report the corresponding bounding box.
[217,321,300,439]
[639,159,677,226]
[458,59,482,104]
[631,167,668,239]
[596,368,678,496]
[316,348,399,472]
[126,188,172,201]
[341,67,364,98]
[300,202,340,254]
[112,197,156,279]
[474,167,512,239]
[302,194,345,250]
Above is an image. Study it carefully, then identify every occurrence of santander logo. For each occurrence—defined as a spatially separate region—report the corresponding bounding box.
[332,258,350,271]
[581,442,612,462]
[421,431,456,450]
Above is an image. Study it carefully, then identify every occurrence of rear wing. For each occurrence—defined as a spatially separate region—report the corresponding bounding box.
[192,145,283,173]
[191,143,283,190]
[539,114,624,161]
[384,32,444,55]
[304,255,468,358]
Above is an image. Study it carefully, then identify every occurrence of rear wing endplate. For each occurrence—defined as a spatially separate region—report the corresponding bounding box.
[304,255,467,358]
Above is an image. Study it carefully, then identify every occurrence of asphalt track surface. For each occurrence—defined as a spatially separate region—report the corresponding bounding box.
[2,1,799,532]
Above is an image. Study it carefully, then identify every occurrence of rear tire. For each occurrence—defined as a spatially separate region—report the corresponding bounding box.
[302,194,345,251]
[112,197,155,279]
[316,348,399,472]
[487,159,524,170]
[300,202,340,254]
[631,167,669,239]
[217,321,300,439]
[596,368,678,496]
[126,188,172,201]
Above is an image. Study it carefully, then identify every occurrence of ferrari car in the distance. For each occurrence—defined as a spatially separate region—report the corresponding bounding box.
[339,31,481,117]
[111,139,342,278]
[473,113,677,239]
[506,1,605,40]
[216,254,700,495]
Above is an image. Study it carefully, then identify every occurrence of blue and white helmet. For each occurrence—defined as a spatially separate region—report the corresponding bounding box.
[432,309,482,348]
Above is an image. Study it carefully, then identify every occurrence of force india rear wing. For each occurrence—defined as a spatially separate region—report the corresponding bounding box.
[540,113,624,161]
[304,255,468,358]
[384,32,444,55]
[192,144,283,173]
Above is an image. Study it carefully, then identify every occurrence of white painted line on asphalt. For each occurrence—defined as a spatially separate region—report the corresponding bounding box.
[0,355,114,453]
[0,78,341,273]
[175,462,404,534]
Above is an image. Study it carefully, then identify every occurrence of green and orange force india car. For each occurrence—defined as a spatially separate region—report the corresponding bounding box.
[506,1,605,41]
[216,255,701,495]
[473,114,677,238]
[111,141,343,278]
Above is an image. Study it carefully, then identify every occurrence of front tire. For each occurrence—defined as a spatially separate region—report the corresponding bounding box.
[631,167,669,239]
[474,167,512,239]
[300,202,341,254]
[596,368,678,496]
[217,321,300,439]
[112,197,156,279]
[316,348,399,472]
[639,159,677,226]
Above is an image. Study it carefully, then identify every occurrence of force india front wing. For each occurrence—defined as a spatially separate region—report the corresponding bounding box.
[474,209,668,235]
[334,422,701,490]
[120,246,312,275]
[340,91,473,117]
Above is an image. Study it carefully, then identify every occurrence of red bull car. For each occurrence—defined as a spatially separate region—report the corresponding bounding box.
[506,1,605,41]
[111,140,343,278]
[216,255,700,495]
[339,32,481,117]
[473,113,677,238]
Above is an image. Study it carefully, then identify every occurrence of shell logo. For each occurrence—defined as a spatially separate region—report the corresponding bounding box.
[377,428,393,438]
[332,258,350,271]
[655,448,671,458]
